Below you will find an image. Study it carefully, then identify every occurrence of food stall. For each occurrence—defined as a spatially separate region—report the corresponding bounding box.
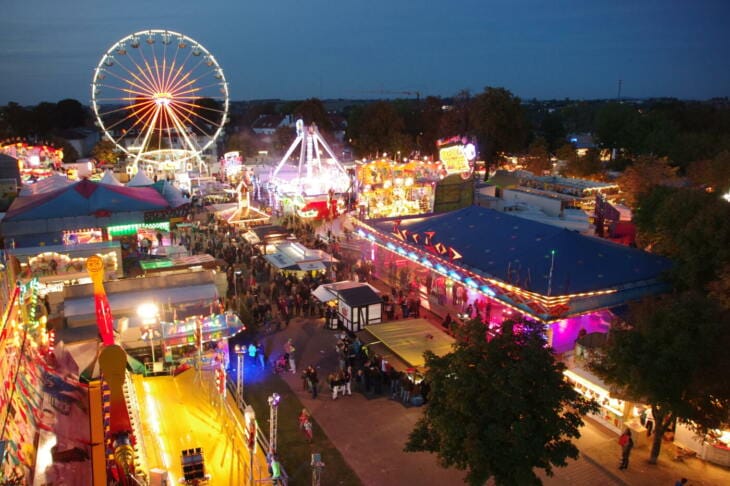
[10,241,123,293]
[356,159,441,219]
[563,364,643,438]
[675,423,730,467]
[313,281,382,332]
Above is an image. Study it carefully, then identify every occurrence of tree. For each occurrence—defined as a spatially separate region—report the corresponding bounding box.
[617,156,678,208]
[594,102,641,154]
[405,318,596,486]
[633,186,730,291]
[294,98,332,132]
[92,138,120,166]
[590,292,730,464]
[565,148,602,178]
[539,111,566,152]
[686,151,730,195]
[468,87,528,168]
[523,137,551,175]
[272,126,296,154]
[224,130,259,158]
[55,99,86,129]
[348,101,409,157]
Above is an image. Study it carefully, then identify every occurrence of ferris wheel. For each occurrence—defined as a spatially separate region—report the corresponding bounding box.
[91,30,229,173]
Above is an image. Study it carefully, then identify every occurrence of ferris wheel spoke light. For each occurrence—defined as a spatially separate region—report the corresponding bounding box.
[92,29,228,167]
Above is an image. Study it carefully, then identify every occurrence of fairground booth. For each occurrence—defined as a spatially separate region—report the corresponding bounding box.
[264,241,336,278]
[313,281,383,331]
[0,139,63,183]
[356,159,442,219]
[353,206,672,353]
[1,178,188,254]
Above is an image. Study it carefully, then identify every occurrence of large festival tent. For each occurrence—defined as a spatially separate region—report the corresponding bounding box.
[1,179,170,246]
[126,170,155,187]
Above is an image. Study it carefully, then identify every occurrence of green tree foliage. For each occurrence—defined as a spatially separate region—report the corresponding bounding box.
[91,138,120,165]
[55,99,86,129]
[439,90,471,140]
[347,101,409,157]
[46,136,79,163]
[685,150,730,195]
[633,186,730,291]
[469,87,528,166]
[417,96,444,157]
[594,102,641,153]
[539,111,566,151]
[191,97,224,133]
[617,156,678,208]
[565,148,602,179]
[405,318,597,486]
[225,130,259,158]
[590,292,730,464]
[523,136,551,175]
[294,98,332,132]
[272,126,296,154]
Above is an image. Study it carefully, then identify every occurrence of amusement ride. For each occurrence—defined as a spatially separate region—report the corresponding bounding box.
[91,30,229,178]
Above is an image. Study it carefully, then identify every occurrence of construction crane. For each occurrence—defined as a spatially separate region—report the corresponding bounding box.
[357,90,421,102]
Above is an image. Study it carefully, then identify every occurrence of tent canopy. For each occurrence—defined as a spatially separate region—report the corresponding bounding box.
[100,170,123,186]
[19,172,72,196]
[127,170,154,187]
[4,179,170,221]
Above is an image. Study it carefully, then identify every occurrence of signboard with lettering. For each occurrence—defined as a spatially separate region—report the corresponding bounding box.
[437,136,476,179]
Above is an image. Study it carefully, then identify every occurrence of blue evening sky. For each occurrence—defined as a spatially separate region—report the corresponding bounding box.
[1,0,728,105]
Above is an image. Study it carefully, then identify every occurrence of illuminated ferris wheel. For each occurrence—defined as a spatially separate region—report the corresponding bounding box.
[91,30,229,172]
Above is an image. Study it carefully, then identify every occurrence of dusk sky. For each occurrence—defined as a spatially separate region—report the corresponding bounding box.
[1,0,728,105]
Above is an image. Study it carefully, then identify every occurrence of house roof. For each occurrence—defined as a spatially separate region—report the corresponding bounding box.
[338,285,383,307]
[368,206,671,296]
[4,178,169,221]
[252,114,285,129]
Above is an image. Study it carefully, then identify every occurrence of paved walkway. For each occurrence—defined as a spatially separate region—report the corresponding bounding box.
[261,316,730,486]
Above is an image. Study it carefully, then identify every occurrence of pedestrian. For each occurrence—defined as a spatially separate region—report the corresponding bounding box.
[298,409,313,443]
[256,343,266,368]
[674,479,687,486]
[618,428,634,470]
[284,338,296,374]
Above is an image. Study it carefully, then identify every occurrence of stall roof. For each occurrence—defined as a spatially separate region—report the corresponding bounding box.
[4,179,169,221]
[63,282,218,318]
[367,206,671,296]
[363,319,455,369]
[338,286,382,307]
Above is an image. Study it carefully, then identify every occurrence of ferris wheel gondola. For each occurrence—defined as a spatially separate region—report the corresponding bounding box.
[91,29,229,174]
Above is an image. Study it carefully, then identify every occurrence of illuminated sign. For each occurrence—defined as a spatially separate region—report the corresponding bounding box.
[437,137,476,179]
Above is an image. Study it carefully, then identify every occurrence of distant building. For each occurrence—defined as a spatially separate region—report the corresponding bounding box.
[566,133,596,157]
[251,114,293,135]
[58,128,100,159]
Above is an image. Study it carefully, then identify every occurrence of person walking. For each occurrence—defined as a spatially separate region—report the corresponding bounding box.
[298,409,313,443]
[618,428,634,470]
[284,338,296,374]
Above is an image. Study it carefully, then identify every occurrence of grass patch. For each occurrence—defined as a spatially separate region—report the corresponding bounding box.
[244,372,363,486]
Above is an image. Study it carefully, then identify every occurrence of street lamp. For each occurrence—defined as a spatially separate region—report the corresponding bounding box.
[234,269,243,295]
[234,344,245,406]
[267,393,281,455]
[137,302,159,364]
[244,405,256,486]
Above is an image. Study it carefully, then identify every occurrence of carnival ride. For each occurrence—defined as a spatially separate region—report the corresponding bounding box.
[91,30,229,177]
[0,140,63,182]
[271,120,350,197]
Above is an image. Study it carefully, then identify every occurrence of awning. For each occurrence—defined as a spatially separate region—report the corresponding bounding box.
[264,253,296,270]
[313,285,337,302]
[63,283,219,319]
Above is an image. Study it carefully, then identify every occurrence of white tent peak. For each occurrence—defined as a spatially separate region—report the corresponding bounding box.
[100,169,123,186]
[127,170,154,187]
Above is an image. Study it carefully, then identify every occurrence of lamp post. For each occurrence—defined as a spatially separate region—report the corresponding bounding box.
[267,393,280,455]
[137,302,159,366]
[234,344,245,406]
[244,405,256,486]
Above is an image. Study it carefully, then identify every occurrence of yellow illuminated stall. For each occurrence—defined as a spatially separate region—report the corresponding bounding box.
[357,159,441,219]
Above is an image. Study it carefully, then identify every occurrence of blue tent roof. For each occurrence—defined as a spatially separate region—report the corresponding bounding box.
[369,206,671,296]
